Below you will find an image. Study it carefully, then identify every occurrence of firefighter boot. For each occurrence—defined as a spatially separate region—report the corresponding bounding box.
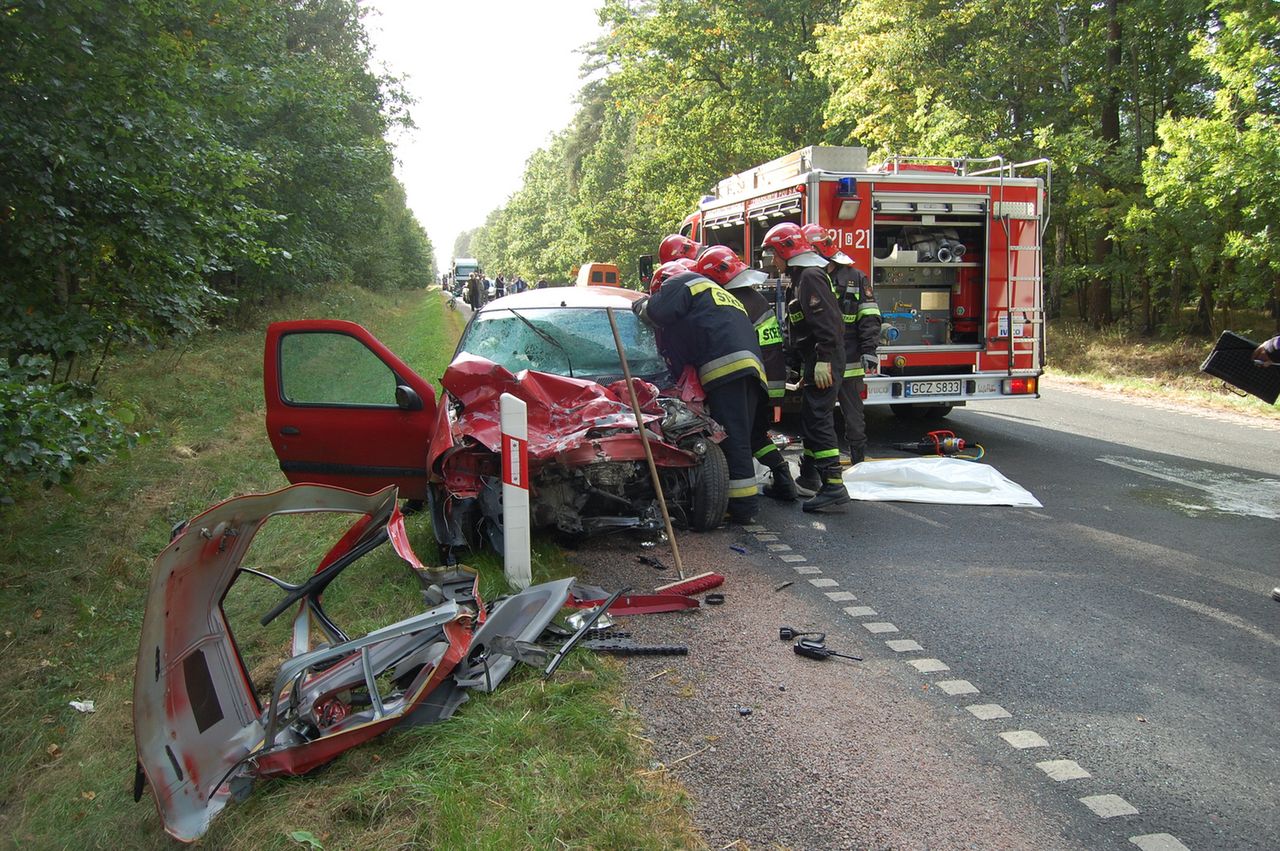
[764,464,798,502]
[803,482,850,512]
[795,457,821,496]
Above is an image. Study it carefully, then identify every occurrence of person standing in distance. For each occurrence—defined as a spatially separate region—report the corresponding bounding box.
[693,246,799,502]
[802,223,882,464]
[761,222,850,512]
[634,259,769,524]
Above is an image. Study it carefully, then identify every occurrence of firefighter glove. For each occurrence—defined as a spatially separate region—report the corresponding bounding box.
[814,361,834,389]
[632,296,654,326]
[861,354,879,375]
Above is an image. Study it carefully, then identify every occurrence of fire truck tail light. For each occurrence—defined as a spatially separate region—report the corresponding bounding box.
[1002,377,1037,395]
[859,383,868,400]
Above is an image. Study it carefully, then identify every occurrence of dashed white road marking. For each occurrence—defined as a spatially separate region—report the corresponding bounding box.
[754,533,779,542]
[808,577,838,588]
[1129,834,1191,851]
[825,591,857,602]
[1036,759,1091,782]
[1026,511,1053,520]
[1080,794,1139,818]
[844,606,878,617]
[863,622,898,634]
[766,543,792,552]
[936,679,979,696]
[1000,730,1049,749]
[909,658,949,673]
[884,638,921,652]
[793,565,822,575]
[779,554,807,563]
[876,502,947,529]
[744,525,768,533]
[965,703,1011,720]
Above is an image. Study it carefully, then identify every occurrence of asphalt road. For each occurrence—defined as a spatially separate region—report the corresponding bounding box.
[758,381,1280,850]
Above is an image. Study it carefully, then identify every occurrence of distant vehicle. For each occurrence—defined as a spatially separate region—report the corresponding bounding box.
[452,257,480,288]
[575,262,622,287]
[264,286,731,560]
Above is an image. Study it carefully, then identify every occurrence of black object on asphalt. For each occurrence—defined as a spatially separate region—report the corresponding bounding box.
[705,593,725,605]
[779,626,826,642]
[793,638,862,662]
[637,555,669,570]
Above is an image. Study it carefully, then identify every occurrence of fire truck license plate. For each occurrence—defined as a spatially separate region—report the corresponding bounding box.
[905,380,962,397]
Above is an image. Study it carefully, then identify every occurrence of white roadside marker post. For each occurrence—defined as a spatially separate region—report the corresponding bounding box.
[500,392,532,590]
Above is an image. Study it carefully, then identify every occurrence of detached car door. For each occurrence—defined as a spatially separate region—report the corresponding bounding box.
[264,320,437,500]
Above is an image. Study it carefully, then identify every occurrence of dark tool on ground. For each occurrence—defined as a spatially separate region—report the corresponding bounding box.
[793,638,862,662]
[893,429,966,455]
[637,554,668,570]
[778,626,827,642]
[607,308,725,597]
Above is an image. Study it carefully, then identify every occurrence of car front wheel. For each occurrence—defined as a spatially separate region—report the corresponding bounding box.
[688,440,729,531]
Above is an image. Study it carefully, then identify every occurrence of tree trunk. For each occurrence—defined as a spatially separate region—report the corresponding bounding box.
[1139,272,1152,336]
[1050,219,1066,319]
[1088,0,1122,329]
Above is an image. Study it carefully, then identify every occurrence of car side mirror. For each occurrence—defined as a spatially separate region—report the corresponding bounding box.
[395,384,423,412]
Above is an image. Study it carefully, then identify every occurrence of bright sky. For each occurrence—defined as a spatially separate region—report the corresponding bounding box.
[363,1,607,267]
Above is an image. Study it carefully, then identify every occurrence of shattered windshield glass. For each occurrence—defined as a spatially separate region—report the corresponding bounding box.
[460,307,669,382]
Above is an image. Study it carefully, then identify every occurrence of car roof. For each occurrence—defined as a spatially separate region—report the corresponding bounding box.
[477,286,642,312]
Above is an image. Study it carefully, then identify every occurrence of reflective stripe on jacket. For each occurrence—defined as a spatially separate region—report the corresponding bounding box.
[640,271,767,391]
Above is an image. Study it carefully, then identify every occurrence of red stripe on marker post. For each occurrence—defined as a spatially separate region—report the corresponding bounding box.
[499,393,531,589]
[502,435,528,489]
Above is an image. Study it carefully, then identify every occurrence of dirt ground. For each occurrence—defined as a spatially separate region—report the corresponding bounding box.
[567,527,1084,851]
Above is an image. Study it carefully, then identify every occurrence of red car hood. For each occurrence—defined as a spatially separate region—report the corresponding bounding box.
[439,354,668,461]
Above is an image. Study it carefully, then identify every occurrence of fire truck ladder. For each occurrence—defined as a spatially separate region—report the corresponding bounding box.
[969,158,1053,374]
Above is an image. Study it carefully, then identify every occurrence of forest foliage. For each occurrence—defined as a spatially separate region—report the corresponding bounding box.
[1,0,435,498]
[471,0,1278,338]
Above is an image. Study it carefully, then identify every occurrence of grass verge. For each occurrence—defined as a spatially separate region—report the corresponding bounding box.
[0,287,694,849]
[1046,319,1280,418]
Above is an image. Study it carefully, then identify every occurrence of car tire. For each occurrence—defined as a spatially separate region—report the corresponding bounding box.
[688,440,730,532]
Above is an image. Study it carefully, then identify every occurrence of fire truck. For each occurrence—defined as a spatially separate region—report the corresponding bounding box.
[677,146,1050,417]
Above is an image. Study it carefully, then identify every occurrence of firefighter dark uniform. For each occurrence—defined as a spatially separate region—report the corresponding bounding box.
[634,267,768,522]
[693,244,799,502]
[764,221,849,512]
[787,266,846,493]
[832,263,881,462]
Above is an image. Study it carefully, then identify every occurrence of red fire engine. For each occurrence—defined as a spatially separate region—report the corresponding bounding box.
[677,146,1050,417]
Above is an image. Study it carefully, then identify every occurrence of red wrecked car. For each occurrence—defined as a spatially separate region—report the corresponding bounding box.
[264,286,730,558]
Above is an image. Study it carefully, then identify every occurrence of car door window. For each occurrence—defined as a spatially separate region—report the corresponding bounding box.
[280,332,398,406]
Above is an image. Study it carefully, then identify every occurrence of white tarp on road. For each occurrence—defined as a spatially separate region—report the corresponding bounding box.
[843,457,1042,507]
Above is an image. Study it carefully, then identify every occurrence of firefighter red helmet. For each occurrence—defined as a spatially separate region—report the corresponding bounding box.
[801,223,854,265]
[693,246,767,291]
[761,222,826,267]
[658,234,702,264]
[692,246,747,286]
[649,258,695,294]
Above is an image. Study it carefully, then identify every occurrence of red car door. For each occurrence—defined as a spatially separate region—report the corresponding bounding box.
[264,320,437,500]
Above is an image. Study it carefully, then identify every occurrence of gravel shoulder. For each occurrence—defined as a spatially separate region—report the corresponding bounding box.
[568,527,1086,851]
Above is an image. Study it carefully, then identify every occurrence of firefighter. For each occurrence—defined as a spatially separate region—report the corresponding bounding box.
[693,246,798,502]
[762,222,850,512]
[802,223,882,464]
[658,233,704,264]
[634,259,768,524]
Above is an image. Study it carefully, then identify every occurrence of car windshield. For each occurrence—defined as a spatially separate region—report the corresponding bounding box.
[459,306,669,384]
